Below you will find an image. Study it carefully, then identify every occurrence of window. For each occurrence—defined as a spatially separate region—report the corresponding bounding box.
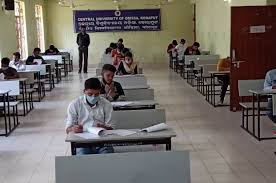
[35,5,45,52]
[15,1,28,59]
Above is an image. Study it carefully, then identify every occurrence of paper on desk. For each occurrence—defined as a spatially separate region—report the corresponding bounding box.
[33,59,42,65]
[140,123,168,133]
[112,101,134,106]
[74,133,100,139]
[103,130,137,136]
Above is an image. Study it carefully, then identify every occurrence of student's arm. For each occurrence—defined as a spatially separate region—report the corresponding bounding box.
[26,56,32,65]
[76,34,80,46]
[65,102,83,134]
[116,61,124,75]
[264,72,273,90]
[87,34,90,47]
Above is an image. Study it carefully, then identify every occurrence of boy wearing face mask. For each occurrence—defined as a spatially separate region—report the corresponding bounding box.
[117,52,138,75]
[0,57,19,80]
[66,78,114,155]
[100,64,125,101]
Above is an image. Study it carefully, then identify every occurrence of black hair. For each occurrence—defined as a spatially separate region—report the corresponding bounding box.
[33,48,41,52]
[118,38,123,43]
[1,57,10,66]
[84,78,102,90]
[125,51,133,58]
[109,43,117,49]
[180,39,186,43]
[172,40,178,45]
[105,48,112,54]
[122,48,130,55]
[102,64,117,73]
[81,25,87,29]
[193,42,200,47]
[49,45,55,49]
[13,52,21,58]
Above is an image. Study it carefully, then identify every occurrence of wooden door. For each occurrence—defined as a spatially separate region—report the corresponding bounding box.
[230,6,276,111]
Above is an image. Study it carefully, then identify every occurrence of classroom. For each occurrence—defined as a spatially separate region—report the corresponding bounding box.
[0,0,276,183]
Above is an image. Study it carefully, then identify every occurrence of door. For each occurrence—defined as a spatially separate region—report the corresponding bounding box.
[230,6,276,111]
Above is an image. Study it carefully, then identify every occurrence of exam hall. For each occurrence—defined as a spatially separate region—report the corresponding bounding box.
[0,0,276,183]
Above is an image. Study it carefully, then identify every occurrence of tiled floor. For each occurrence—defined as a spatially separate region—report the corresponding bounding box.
[0,63,276,183]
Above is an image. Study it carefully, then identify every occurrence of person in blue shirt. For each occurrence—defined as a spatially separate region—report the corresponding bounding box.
[264,69,276,130]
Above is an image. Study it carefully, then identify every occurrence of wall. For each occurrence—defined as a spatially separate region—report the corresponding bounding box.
[196,0,268,58]
[267,0,276,5]
[46,0,194,64]
[0,0,47,61]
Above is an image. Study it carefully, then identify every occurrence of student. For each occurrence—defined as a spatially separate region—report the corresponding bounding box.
[175,39,186,61]
[0,57,19,79]
[66,78,114,155]
[9,52,25,71]
[117,38,124,49]
[101,48,113,65]
[217,57,231,105]
[121,48,130,57]
[101,64,125,101]
[167,40,178,58]
[45,45,59,55]
[26,48,46,65]
[184,42,201,55]
[77,25,90,73]
[110,42,118,57]
[117,52,138,75]
[264,69,276,135]
[113,44,124,67]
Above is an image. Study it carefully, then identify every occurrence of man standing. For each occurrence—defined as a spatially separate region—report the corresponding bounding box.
[77,25,90,73]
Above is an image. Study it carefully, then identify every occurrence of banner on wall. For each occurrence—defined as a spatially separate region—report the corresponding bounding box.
[73,9,161,33]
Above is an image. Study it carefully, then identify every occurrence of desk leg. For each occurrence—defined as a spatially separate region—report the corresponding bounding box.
[257,94,261,140]
[166,139,172,151]
[252,94,256,137]
[71,142,77,155]
[21,81,26,115]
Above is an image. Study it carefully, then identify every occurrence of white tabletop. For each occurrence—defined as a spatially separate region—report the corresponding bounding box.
[208,71,230,75]
[0,89,10,95]
[17,70,40,73]
[55,151,191,183]
[248,89,276,95]
[111,100,158,107]
[65,128,176,143]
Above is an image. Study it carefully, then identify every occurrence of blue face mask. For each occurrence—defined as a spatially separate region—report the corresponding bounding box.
[86,95,100,105]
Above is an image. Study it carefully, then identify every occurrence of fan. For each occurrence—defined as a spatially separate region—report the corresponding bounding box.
[58,0,87,8]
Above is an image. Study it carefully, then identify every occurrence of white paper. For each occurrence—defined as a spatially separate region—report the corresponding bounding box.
[103,130,137,137]
[74,133,100,139]
[0,73,4,80]
[33,59,42,65]
[250,25,266,33]
[141,123,168,133]
[111,101,134,106]
[87,127,105,136]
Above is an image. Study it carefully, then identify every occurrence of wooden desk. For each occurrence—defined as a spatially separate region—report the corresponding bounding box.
[55,151,191,183]
[66,128,176,155]
[206,71,230,107]
[111,100,158,110]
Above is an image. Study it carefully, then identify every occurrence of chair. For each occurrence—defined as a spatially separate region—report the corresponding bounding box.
[238,79,266,129]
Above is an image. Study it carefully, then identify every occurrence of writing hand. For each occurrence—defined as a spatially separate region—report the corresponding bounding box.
[96,123,113,130]
[72,125,83,133]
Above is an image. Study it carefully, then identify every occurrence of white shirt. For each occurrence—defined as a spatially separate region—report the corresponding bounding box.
[66,95,114,131]
[176,43,186,60]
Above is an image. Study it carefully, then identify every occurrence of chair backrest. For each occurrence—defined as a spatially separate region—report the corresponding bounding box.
[45,60,56,71]
[184,55,220,65]
[0,80,20,96]
[42,55,63,64]
[194,59,219,70]
[124,88,154,100]
[202,64,218,77]
[25,65,47,75]
[55,151,191,183]
[112,109,166,129]
[238,79,265,97]
[18,72,35,85]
